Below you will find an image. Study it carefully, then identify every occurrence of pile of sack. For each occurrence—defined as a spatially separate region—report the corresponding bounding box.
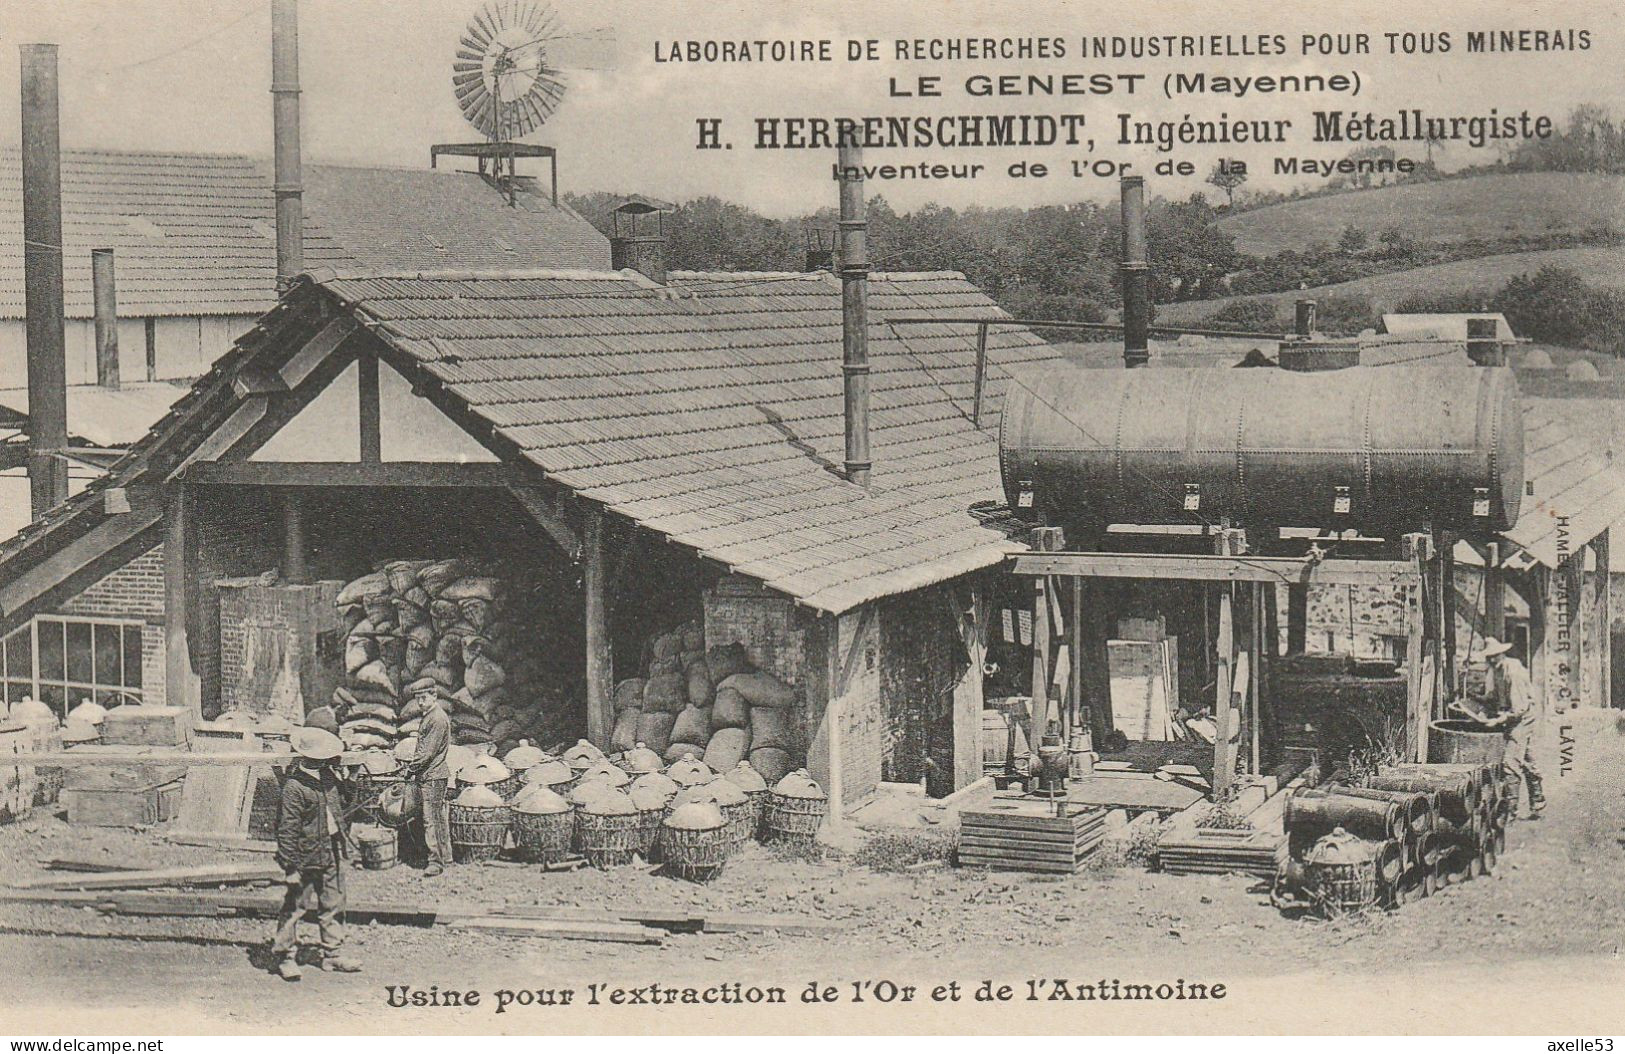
[609,620,800,783]
[333,559,558,753]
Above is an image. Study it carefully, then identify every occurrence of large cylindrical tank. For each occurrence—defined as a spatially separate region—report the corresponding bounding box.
[999,366,1522,533]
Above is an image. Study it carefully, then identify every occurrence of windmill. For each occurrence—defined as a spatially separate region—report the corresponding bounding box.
[435,1,572,205]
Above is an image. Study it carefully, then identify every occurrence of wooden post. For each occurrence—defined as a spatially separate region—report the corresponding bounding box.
[281,491,307,584]
[358,349,380,463]
[1248,583,1263,774]
[971,321,989,429]
[1069,578,1085,737]
[1483,542,1506,642]
[1212,588,1235,798]
[1030,571,1051,756]
[1440,531,1456,704]
[164,485,202,718]
[1403,534,1429,763]
[1597,532,1612,709]
[1564,554,1584,711]
[582,506,613,748]
[91,248,119,389]
[1528,567,1549,713]
[1286,584,1308,654]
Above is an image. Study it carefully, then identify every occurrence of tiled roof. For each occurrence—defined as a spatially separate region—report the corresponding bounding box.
[0,148,609,319]
[321,268,1060,613]
[1502,399,1625,569]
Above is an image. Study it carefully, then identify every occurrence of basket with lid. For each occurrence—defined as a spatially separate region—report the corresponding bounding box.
[449,783,511,863]
[722,761,770,839]
[562,738,606,776]
[766,769,828,846]
[1304,826,1380,917]
[576,789,641,869]
[660,800,730,882]
[497,740,547,798]
[627,782,671,860]
[511,784,573,864]
[666,753,714,788]
[524,757,577,796]
[704,776,755,851]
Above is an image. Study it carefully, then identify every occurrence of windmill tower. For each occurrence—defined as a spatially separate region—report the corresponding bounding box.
[433,1,570,205]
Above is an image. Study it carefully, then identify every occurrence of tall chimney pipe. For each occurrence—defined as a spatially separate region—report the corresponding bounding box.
[1119,175,1150,369]
[837,132,872,488]
[20,43,69,518]
[93,248,120,389]
[271,0,303,294]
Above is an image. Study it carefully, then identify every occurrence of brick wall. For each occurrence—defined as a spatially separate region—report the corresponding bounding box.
[703,577,807,687]
[879,588,961,791]
[58,543,167,702]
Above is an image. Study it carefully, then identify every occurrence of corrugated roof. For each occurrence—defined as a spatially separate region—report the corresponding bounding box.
[320,267,1061,613]
[0,382,193,448]
[0,148,610,319]
[1502,399,1625,568]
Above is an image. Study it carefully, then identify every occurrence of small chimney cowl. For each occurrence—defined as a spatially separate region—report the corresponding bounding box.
[804,228,835,273]
[610,196,674,284]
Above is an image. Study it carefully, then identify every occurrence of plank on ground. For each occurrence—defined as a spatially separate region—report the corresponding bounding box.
[8,862,285,891]
[440,916,661,944]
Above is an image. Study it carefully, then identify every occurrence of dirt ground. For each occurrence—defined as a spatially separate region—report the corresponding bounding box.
[3,711,1623,1035]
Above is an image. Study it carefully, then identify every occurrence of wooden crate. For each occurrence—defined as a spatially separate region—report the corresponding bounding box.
[64,779,184,827]
[100,706,191,748]
[958,801,1108,874]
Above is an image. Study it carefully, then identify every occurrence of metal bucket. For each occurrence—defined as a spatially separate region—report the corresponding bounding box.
[1427,720,1506,766]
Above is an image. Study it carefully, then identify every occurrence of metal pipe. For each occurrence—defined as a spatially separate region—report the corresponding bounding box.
[20,43,69,518]
[837,132,871,487]
[271,0,303,294]
[92,248,119,390]
[1119,175,1150,369]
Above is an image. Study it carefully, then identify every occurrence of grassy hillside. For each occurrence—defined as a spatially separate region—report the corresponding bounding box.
[1221,173,1625,256]
[1154,246,1625,325]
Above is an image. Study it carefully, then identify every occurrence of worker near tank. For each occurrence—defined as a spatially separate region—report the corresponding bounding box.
[401,678,452,877]
[1470,637,1545,817]
[272,727,362,981]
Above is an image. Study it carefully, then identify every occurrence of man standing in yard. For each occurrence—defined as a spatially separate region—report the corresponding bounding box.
[402,678,452,877]
[272,727,362,981]
[1472,638,1546,818]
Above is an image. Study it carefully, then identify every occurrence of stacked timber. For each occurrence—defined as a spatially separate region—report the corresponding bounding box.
[957,800,1108,874]
[610,623,801,779]
[334,560,565,754]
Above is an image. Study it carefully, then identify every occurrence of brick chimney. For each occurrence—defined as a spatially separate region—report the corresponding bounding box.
[610,197,673,284]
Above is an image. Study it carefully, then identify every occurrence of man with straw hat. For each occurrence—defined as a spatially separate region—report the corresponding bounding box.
[1464,637,1545,817]
[272,726,362,980]
[400,677,452,877]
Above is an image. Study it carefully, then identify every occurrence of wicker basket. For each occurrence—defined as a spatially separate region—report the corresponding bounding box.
[1305,856,1378,916]
[511,809,573,864]
[744,788,769,838]
[766,792,828,845]
[633,806,665,861]
[353,772,401,824]
[489,774,523,801]
[449,801,511,862]
[660,823,730,881]
[577,811,642,869]
[719,798,756,851]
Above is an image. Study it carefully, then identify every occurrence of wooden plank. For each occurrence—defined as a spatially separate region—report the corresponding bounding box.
[1030,559,1051,754]
[1213,590,1235,799]
[163,832,277,853]
[583,505,613,749]
[277,315,358,389]
[509,486,581,558]
[8,862,284,892]
[1011,552,1417,588]
[699,914,847,936]
[440,916,661,944]
[177,461,526,489]
[38,856,146,873]
[358,349,381,463]
[176,730,254,838]
[24,750,347,766]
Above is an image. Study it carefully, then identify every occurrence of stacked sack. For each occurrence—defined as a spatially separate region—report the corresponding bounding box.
[609,621,801,784]
[333,559,558,754]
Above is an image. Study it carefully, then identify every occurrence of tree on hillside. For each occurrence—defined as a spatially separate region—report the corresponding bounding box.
[1337,225,1369,253]
[1147,193,1238,301]
[1205,160,1247,206]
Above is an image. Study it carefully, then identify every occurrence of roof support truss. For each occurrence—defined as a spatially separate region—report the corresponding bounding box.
[1010,551,1418,588]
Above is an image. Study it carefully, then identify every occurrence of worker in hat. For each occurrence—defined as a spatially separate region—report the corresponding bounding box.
[400,678,452,877]
[271,726,362,980]
[1468,637,1545,816]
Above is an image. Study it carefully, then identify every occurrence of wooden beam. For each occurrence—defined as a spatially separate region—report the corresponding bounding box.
[582,505,613,749]
[1029,567,1050,758]
[1441,531,1457,703]
[509,486,582,559]
[177,461,528,488]
[1069,578,1084,739]
[1483,542,1506,641]
[281,490,307,584]
[164,484,202,720]
[1286,583,1308,654]
[275,315,357,390]
[8,862,284,892]
[167,396,268,479]
[1597,532,1611,709]
[358,349,380,463]
[971,321,989,429]
[1405,548,1427,763]
[1011,552,1416,588]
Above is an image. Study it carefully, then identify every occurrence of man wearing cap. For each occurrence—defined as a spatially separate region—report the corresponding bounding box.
[1471,637,1545,817]
[272,727,362,980]
[401,678,452,877]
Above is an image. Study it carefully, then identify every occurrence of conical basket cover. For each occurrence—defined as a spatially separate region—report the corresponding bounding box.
[456,783,505,808]
[664,800,725,831]
[629,782,672,812]
[623,742,663,773]
[631,770,680,799]
[581,760,630,788]
[583,788,636,816]
[667,754,715,787]
[722,760,767,793]
[514,784,571,815]
[502,739,547,770]
[459,753,511,785]
[773,769,826,800]
[563,738,605,767]
[706,775,748,806]
[525,758,574,787]
[66,701,108,727]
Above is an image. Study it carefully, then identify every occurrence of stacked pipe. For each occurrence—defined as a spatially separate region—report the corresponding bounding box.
[334,559,562,753]
[608,622,801,783]
[1277,761,1510,916]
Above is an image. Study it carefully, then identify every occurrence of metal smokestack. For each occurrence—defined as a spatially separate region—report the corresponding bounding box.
[837,132,871,488]
[20,43,69,518]
[1119,175,1150,369]
[93,248,120,389]
[271,0,303,294]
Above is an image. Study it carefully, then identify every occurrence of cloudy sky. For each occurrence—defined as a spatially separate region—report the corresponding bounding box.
[2,0,1620,214]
